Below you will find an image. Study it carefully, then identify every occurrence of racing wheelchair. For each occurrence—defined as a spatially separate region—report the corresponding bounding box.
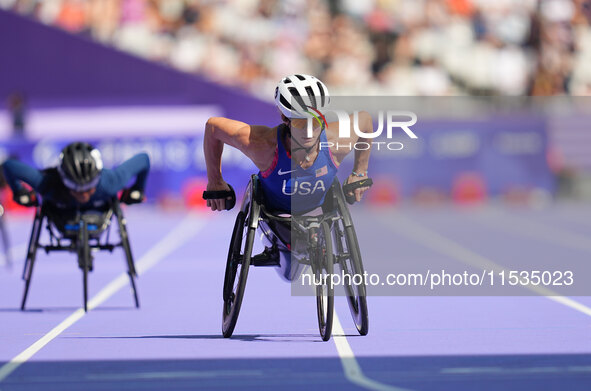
[207,175,371,341]
[20,195,139,312]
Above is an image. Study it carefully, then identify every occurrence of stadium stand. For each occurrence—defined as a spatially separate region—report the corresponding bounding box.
[1,0,590,98]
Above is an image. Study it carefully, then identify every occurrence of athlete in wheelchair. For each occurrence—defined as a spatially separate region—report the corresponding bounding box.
[203,74,373,341]
[2,142,150,312]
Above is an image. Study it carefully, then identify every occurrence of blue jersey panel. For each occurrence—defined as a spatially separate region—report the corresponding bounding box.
[258,125,338,214]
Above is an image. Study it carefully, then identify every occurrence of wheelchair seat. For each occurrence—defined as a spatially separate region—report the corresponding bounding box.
[256,176,348,256]
[42,202,113,240]
[258,204,291,246]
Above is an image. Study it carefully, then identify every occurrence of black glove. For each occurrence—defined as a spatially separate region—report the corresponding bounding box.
[202,184,236,211]
[342,178,373,205]
[120,188,145,205]
[14,188,38,207]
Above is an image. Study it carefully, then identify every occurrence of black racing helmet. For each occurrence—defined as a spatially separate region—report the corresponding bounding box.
[57,142,103,192]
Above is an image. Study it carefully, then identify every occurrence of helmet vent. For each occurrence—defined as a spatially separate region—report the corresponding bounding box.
[305,86,316,109]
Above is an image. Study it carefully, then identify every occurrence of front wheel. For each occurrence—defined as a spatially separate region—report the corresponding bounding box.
[313,221,334,341]
[222,210,256,338]
[335,219,368,336]
[118,212,140,308]
[78,221,91,312]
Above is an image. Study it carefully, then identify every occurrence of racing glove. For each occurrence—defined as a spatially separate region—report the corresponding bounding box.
[120,188,145,205]
[13,188,38,207]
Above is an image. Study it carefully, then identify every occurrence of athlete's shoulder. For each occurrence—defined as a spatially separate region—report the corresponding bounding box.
[96,167,115,184]
[40,167,60,184]
[248,125,278,149]
[246,125,281,172]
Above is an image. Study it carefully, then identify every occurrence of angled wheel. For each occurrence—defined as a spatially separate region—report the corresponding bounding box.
[222,184,259,338]
[115,201,140,308]
[333,186,369,336]
[21,209,43,310]
[313,221,334,341]
[78,220,91,312]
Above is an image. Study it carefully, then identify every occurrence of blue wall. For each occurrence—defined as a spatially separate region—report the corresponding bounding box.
[0,10,277,125]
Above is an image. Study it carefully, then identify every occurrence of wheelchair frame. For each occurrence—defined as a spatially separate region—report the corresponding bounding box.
[21,197,139,312]
[222,174,369,341]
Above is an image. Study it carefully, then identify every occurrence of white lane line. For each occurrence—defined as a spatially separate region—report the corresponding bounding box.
[332,313,413,391]
[0,213,206,383]
[378,212,591,319]
[0,309,86,382]
[299,269,413,391]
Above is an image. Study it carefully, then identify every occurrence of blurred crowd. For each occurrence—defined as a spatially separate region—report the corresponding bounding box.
[2,0,591,98]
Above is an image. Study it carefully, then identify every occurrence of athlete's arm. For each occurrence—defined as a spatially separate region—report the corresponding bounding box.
[203,117,274,211]
[329,111,373,202]
[2,159,45,193]
[101,153,150,197]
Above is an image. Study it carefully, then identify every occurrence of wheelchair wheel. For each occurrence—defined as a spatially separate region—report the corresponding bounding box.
[313,221,334,341]
[78,221,91,312]
[222,202,257,338]
[341,224,368,335]
[117,209,140,308]
[333,195,369,336]
[21,210,43,310]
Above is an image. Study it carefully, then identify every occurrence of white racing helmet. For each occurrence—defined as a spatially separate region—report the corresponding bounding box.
[274,74,330,119]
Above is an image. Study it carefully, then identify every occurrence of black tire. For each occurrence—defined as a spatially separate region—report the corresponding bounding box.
[119,219,136,276]
[21,212,43,310]
[79,221,90,312]
[341,224,368,335]
[222,205,256,338]
[83,265,89,312]
[333,193,369,336]
[22,211,42,280]
[118,210,140,308]
[314,221,334,341]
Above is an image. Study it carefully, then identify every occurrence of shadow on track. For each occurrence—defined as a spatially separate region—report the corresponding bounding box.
[0,306,135,313]
[61,333,362,342]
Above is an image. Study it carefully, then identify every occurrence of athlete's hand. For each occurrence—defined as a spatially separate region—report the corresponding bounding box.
[120,188,145,205]
[13,188,38,207]
[204,181,233,211]
[344,175,371,203]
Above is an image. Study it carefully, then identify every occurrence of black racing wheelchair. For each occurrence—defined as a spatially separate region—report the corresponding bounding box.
[206,175,371,341]
[21,195,139,312]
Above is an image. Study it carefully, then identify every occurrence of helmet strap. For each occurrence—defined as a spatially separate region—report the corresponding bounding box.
[284,124,322,162]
